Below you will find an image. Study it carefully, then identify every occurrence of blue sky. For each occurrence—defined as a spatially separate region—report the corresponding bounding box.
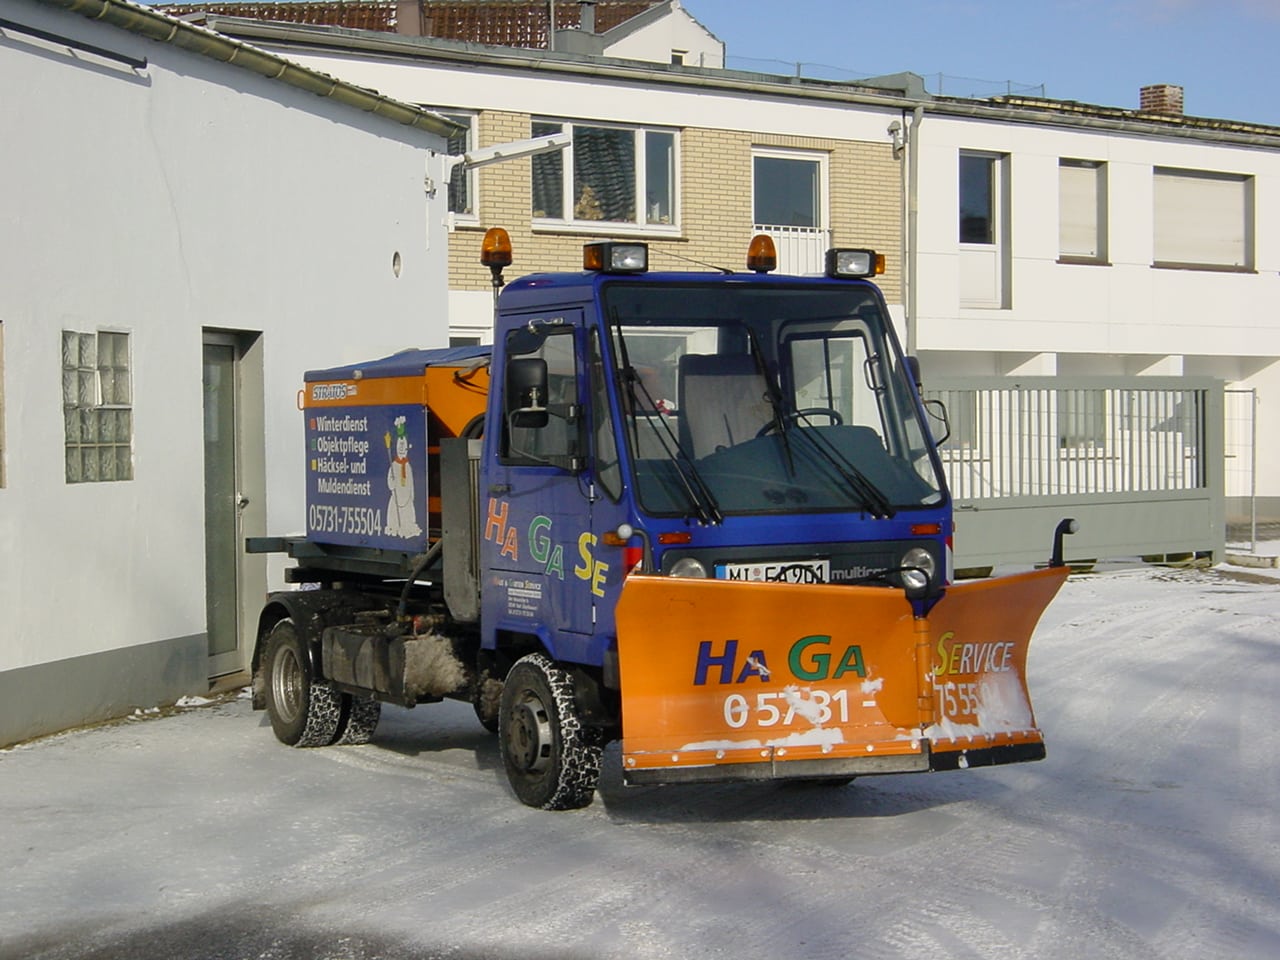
[682,0,1280,126]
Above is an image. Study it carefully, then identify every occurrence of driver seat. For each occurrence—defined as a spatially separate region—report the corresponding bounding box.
[678,353,775,458]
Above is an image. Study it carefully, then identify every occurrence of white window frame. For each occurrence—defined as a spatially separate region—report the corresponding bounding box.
[429,108,479,228]
[751,147,830,275]
[1153,167,1254,271]
[531,118,680,236]
[959,150,1009,309]
[1059,158,1108,264]
[750,147,829,230]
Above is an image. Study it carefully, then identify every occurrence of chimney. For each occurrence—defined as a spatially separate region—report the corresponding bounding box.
[578,0,597,34]
[395,1,430,37]
[1140,84,1184,116]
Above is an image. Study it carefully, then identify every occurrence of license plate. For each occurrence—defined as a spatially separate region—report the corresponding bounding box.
[715,559,830,584]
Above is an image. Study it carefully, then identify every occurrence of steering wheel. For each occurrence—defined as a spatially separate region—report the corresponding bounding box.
[756,407,844,436]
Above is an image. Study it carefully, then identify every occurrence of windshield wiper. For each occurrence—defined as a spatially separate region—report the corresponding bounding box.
[746,330,795,476]
[787,421,896,519]
[741,330,893,518]
[612,322,723,525]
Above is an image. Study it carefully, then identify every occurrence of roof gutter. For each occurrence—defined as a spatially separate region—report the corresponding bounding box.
[207,16,1280,150]
[203,16,922,114]
[33,0,462,138]
[924,98,1280,150]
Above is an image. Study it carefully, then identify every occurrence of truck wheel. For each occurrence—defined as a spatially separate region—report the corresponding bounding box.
[333,695,382,746]
[262,618,342,747]
[499,653,603,810]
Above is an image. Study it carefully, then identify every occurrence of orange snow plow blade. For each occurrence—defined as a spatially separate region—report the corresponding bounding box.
[614,566,1068,785]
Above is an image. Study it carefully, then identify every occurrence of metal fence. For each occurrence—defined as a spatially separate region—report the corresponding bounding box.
[922,377,1224,567]
[724,57,1046,100]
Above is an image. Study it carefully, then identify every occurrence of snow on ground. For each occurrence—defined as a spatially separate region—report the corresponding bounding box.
[0,563,1277,960]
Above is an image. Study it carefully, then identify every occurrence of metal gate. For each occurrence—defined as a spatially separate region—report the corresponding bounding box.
[1225,388,1259,550]
[923,377,1225,569]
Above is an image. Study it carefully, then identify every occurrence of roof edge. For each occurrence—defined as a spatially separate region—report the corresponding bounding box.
[200,14,927,109]
[30,0,461,138]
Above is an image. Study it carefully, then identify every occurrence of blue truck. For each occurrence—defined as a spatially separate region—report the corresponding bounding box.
[249,233,1072,810]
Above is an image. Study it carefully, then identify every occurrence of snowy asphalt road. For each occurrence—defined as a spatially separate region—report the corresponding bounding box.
[2,566,1278,960]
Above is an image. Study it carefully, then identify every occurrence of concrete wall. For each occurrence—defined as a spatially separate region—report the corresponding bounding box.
[0,0,449,744]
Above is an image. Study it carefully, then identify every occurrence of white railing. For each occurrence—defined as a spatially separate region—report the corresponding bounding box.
[925,382,1208,501]
[754,224,830,275]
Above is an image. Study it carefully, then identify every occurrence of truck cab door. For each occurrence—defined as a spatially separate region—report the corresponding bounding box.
[482,313,596,655]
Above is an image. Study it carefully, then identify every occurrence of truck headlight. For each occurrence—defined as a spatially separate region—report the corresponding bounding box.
[899,546,936,592]
[668,557,708,578]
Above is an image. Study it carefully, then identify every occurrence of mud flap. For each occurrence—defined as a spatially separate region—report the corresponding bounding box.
[614,567,1067,785]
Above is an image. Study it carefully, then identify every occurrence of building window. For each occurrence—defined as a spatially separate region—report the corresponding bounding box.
[959,153,995,244]
[753,150,821,229]
[959,151,1009,308]
[430,109,477,221]
[1059,159,1107,262]
[1153,167,1253,270]
[532,119,677,230]
[62,330,133,482]
[752,148,829,274]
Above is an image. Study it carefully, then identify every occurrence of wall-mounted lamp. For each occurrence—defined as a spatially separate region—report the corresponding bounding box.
[887,120,905,159]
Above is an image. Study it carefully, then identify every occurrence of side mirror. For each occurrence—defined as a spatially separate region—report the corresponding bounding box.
[923,399,951,445]
[506,357,549,428]
[904,355,923,392]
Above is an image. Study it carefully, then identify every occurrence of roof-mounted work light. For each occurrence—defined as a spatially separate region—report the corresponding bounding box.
[584,241,648,273]
[825,248,884,279]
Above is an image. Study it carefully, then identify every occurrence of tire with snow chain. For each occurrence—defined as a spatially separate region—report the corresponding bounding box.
[499,653,603,810]
[333,695,382,745]
[262,618,342,747]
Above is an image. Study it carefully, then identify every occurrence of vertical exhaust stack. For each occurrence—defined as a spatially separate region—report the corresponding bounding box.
[1140,84,1184,116]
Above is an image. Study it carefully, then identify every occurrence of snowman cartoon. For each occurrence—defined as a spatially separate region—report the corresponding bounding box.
[384,416,422,538]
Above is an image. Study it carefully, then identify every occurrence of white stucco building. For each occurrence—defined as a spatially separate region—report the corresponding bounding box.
[907,95,1279,533]
[0,0,457,745]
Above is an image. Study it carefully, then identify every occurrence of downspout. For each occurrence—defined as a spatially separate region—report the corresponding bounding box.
[905,105,923,356]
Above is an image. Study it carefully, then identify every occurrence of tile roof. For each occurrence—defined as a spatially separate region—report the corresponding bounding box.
[160,2,663,48]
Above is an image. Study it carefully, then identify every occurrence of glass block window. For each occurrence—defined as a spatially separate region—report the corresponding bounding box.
[62,330,133,483]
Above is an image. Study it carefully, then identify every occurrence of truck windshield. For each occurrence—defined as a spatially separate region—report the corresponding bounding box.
[605,281,945,519]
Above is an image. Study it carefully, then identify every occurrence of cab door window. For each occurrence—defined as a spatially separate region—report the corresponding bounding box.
[502,327,580,467]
